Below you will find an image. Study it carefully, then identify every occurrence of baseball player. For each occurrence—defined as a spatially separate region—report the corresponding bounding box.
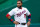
[6,0,31,27]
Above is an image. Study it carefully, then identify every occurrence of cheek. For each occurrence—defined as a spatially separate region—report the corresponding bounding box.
[21,4,22,5]
[17,4,19,5]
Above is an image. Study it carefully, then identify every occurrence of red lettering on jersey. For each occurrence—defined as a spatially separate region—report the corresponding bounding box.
[16,10,26,17]
[17,12,22,17]
[22,10,26,14]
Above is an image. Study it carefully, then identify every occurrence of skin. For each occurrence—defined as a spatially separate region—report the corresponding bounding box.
[17,1,22,8]
[6,1,30,27]
[27,21,30,27]
[17,1,31,27]
[7,16,19,25]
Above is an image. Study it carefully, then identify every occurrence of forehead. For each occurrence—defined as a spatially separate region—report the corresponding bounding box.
[17,1,21,3]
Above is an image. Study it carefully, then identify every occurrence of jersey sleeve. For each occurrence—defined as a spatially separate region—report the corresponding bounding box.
[8,9,15,16]
[26,8,30,16]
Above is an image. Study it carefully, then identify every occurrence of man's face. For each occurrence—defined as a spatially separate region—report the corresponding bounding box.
[17,1,22,7]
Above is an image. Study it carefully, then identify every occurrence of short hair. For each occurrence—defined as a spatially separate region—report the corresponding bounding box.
[17,0,22,3]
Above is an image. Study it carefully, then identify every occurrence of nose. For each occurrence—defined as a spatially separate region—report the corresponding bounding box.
[17,4,19,5]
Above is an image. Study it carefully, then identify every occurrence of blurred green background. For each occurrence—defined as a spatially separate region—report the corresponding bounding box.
[0,0,40,27]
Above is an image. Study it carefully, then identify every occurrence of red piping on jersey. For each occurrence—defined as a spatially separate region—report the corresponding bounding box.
[28,14,31,16]
[28,14,31,21]
[21,7,22,10]
[29,14,31,16]
[19,7,22,10]
[6,14,10,17]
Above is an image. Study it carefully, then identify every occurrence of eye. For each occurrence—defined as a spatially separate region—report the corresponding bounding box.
[17,3,20,4]
[19,3,20,4]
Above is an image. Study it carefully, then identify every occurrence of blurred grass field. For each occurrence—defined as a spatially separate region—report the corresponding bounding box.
[0,0,40,27]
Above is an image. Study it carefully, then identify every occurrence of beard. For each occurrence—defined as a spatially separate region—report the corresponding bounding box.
[17,6,22,9]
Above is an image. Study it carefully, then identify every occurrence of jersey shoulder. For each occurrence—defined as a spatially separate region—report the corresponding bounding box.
[22,7,28,10]
[11,7,18,11]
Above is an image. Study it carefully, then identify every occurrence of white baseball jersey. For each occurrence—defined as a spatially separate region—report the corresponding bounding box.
[8,7,30,23]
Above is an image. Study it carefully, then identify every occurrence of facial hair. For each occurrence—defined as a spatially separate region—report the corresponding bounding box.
[17,6,22,9]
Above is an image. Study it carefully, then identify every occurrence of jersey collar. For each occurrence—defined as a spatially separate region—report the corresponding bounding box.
[17,7,22,10]
[19,7,22,10]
